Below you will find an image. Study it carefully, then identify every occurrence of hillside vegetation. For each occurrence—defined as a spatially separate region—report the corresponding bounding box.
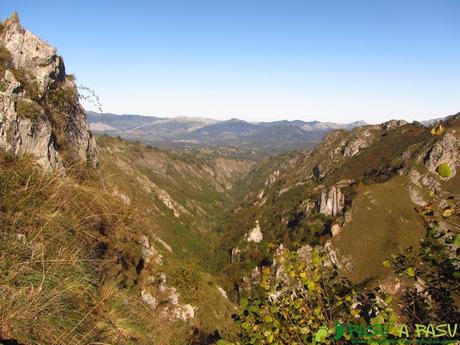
[0,135,257,344]
[0,12,459,345]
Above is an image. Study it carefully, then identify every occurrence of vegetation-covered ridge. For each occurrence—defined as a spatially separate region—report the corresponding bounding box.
[214,114,460,344]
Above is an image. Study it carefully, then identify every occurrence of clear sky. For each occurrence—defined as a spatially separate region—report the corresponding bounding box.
[1,0,459,123]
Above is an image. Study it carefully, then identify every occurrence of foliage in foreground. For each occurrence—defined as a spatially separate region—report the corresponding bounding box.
[224,248,397,345]
[385,195,460,326]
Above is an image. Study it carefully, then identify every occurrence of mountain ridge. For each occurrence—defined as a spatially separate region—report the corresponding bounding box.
[87,111,368,155]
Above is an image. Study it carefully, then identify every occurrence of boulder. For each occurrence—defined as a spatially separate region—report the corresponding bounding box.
[245,220,263,243]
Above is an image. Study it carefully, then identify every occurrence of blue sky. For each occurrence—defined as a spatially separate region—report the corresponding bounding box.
[1,0,459,123]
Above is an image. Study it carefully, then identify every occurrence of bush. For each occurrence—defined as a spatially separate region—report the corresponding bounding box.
[229,248,396,344]
[16,99,43,120]
[0,44,13,68]
[0,44,13,78]
[44,85,81,158]
[10,67,40,101]
[436,163,452,178]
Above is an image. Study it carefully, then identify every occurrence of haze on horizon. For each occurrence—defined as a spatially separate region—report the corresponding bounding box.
[1,0,459,124]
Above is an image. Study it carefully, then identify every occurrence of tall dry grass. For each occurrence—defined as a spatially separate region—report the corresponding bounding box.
[0,155,187,344]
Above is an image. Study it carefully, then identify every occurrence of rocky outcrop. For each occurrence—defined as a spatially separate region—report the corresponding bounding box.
[231,247,241,263]
[342,128,375,157]
[317,186,345,216]
[324,120,406,159]
[424,131,459,179]
[245,220,263,243]
[380,119,407,130]
[141,273,195,321]
[0,75,62,168]
[406,185,428,207]
[138,236,195,321]
[1,13,64,96]
[265,170,280,186]
[330,223,342,237]
[0,13,97,169]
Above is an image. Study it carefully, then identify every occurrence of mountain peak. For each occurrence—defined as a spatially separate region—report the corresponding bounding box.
[3,12,20,26]
[226,117,247,123]
[0,13,97,169]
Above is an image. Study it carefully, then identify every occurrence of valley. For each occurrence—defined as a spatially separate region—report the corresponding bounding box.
[0,11,459,345]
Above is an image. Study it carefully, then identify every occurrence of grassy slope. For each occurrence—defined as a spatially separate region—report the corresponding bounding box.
[0,155,163,344]
[0,135,256,344]
[95,136,255,339]
[332,176,426,284]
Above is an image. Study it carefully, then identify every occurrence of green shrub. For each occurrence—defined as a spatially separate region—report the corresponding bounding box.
[436,163,452,178]
[0,45,13,78]
[46,84,78,113]
[16,99,43,120]
[0,44,13,68]
[44,85,80,157]
[230,248,396,344]
[10,67,41,101]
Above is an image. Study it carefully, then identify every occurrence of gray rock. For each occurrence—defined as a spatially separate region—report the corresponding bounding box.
[1,13,64,95]
[342,128,375,157]
[424,132,459,179]
[406,185,428,207]
[318,186,345,216]
[331,223,342,237]
[0,13,97,169]
[380,119,407,130]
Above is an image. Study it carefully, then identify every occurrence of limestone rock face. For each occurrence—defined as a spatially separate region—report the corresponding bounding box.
[0,91,61,168]
[245,220,263,243]
[342,128,375,157]
[1,13,64,95]
[424,132,459,179]
[318,186,345,216]
[380,119,407,130]
[330,223,342,237]
[0,13,97,169]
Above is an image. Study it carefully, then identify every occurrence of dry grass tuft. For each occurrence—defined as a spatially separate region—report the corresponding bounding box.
[0,153,186,345]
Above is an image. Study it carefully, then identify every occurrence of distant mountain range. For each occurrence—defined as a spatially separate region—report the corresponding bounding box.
[87,111,366,154]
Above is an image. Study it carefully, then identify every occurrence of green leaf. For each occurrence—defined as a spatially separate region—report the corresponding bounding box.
[382,260,391,268]
[217,340,233,345]
[407,267,415,277]
[436,163,452,178]
[240,297,249,308]
[454,234,460,247]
